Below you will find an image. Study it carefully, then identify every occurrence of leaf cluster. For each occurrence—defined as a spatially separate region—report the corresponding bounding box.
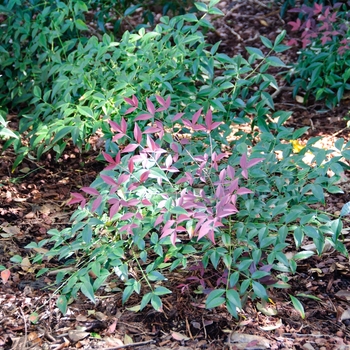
[285,1,350,108]
[28,94,350,316]
[1,0,288,169]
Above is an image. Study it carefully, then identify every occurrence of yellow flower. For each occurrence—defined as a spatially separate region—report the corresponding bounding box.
[290,140,305,153]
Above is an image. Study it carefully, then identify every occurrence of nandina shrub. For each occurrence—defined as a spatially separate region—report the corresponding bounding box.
[285,1,350,108]
[28,96,350,317]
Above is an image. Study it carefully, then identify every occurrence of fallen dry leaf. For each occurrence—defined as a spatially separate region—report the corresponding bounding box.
[1,269,11,284]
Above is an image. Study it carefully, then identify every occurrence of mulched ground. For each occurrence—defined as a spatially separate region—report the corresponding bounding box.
[1,1,350,349]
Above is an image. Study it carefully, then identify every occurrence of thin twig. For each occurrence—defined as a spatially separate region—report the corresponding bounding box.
[222,23,243,41]
[20,307,28,350]
[102,339,156,350]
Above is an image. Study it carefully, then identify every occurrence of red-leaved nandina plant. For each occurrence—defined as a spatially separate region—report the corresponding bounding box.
[69,95,263,248]
[286,1,350,108]
[30,95,350,318]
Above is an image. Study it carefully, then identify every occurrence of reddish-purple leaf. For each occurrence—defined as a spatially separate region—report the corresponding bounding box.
[125,106,137,115]
[112,134,125,141]
[146,135,157,152]
[68,193,86,206]
[117,173,130,186]
[124,96,137,106]
[143,127,160,134]
[108,120,122,133]
[140,170,150,183]
[237,187,253,195]
[313,2,323,15]
[165,154,173,169]
[142,199,152,205]
[102,151,115,164]
[101,174,117,186]
[135,113,153,121]
[121,144,139,153]
[82,187,100,196]
[109,200,120,218]
[92,195,102,212]
[121,212,135,221]
[193,108,203,125]
[155,95,165,106]
[154,214,164,227]
[132,95,139,106]
[128,158,134,173]
[134,123,142,143]
[121,118,127,133]
[172,112,184,122]
[288,18,301,31]
[146,98,155,115]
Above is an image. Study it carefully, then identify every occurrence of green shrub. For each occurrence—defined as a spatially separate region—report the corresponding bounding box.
[1,0,290,170]
[285,2,350,108]
[0,108,18,140]
[28,94,350,316]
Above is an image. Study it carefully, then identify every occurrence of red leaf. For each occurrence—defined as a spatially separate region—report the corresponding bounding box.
[288,18,301,31]
[192,108,203,124]
[102,151,115,164]
[172,112,184,122]
[1,269,11,284]
[134,123,142,143]
[82,187,100,196]
[68,192,85,205]
[121,212,135,220]
[146,135,158,152]
[121,144,139,153]
[125,106,137,115]
[146,98,155,115]
[101,174,117,186]
[143,127,160,134]
[154,214,164,227]
[135,113,153,121]
[313,2,323,15]
[121,118,127,133]
[109,120,122,133]
[128,158,134,173]
[155,95,165,106]
[92,195,102,212]
[140,170,150,182]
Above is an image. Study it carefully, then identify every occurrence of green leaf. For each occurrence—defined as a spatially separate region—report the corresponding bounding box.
[80,279,96,303]
[57,295,68,314]
[274,30,286,46]
[289,295,305,319]
[151,294,162,311]
[82,225,92,244]
[147,270,166,281]
[296,293,321,301]
[169,206,188,215]
[252,281,268,300]
[194,2,208,12]
[10,255,22,263]
[226,289,242,309]
[266,56,286,67]
[226,299,238,318]
[122,285,134,304]
[140,292,152,310]
[246,47,264,59]
[75,19,88,31]
[293,251,314,260]
[260,36,273,49]
[206,289,225,309]
[303,226,319,240]
[154,286,172,296]
[76,105,94,119]
[149,168,169,181]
